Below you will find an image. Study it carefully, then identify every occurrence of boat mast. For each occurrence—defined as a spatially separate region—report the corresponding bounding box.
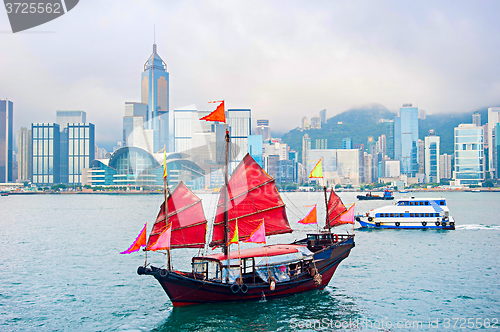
[324,184,330,233]
[223,124,230,256]
[163,147,172,271]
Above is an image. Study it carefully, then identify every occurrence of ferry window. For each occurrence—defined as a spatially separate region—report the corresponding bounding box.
[425,213,429,217]
[410,213,414,217]
[410,202,414,206]
[384,213,388,217]
[425,202,429,205]
[440,201,445,205]
[390,213,394,217]
[415,213,420,217]
[419,202,423,206]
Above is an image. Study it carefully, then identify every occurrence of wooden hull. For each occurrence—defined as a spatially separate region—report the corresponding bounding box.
[139,238,354,307]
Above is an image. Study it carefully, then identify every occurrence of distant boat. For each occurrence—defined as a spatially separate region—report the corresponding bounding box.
[399,190,409,193]
[1,192,8,196]
[356,197,455,230]
[357,190,394,200]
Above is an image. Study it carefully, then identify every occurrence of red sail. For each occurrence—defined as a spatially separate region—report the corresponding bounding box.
[147,182,207,249]
[210,154,292,247]
[326,189,348,228]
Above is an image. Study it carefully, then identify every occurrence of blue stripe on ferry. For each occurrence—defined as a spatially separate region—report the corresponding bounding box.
[429,200,443,213]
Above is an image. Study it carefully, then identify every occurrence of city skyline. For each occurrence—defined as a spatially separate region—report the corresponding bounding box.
[1,1,500,149]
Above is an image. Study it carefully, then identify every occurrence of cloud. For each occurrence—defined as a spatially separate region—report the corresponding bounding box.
[1,0,499,146]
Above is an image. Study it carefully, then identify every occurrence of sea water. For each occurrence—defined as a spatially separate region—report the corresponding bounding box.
[1,191,499,331]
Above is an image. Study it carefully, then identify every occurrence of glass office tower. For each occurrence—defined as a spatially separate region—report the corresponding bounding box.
[395,104,419,176]
[0,99,13,183]
[32,123,60,185]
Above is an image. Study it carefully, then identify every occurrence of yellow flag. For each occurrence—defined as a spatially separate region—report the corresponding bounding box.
[309,159,323,178]
[228,220,239,245]
[163,148,167,179]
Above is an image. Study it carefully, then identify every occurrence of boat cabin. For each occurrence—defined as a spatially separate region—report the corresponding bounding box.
[190,244,314,285]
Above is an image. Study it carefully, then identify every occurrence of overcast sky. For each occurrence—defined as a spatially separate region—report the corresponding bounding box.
[1,0,499,148]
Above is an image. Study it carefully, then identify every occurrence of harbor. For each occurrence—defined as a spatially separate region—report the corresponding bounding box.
[1,191,499,331]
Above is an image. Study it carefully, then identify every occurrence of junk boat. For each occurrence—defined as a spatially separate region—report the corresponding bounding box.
[124,101,355,306]
[356,197,455,229]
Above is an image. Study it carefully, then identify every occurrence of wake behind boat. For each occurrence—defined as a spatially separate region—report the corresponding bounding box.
[123,100,355,307]
[356,196,455,230]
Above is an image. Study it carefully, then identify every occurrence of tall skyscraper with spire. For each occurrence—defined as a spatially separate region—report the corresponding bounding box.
[141,43,170,152]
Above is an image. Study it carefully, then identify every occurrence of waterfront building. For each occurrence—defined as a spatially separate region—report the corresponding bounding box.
[255,119,271,141]
[85,147,204,189]
[424,130,440,183]
[394,104,419,176]
[0,99,13,183]
[277,160,294,183]
[440,154,453,179]
[319,109,326,124]
[454,123,484,186]
[67,123,95,185]
[310,116,321,129]
[487,107,500,178]
[342,137,352,150]
[377,135,386,157]
[141,43,170,152]
[384,160,400,178]
[56,110,86,128]
[227,109,251,162]
[31,123,60,185]
[17,127,32,183]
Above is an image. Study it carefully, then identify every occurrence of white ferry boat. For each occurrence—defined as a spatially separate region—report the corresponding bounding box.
[356,197,455,230]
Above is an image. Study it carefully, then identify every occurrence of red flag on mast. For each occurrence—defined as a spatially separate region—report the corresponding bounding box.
[200,100,225,123]
[120,223,147,254]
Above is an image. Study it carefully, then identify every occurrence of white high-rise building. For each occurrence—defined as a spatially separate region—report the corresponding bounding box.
[454,123,484,186]
[440,154,453,179]
[487,107,500,178]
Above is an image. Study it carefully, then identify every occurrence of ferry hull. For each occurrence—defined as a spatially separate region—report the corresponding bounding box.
[139,239,354,307]
[357,217,455,230]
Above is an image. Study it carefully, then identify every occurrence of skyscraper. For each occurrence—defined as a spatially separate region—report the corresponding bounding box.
[487,107,500,178]
[227,109,251,162]
[454,123,484,186]
[67,123,95,185]
[142,43,170,152]
[255,119,271,141]
[32,123,60,185]
[424,130,440,183]
[17,127,32,183]
[394,104,419,176]
[472,111,481,127]
[310,116,321,129]
[57,110,86,128]
[319,109,326,124]
[0,99,13,183]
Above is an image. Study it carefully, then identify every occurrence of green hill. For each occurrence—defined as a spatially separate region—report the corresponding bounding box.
[283,105,495,160]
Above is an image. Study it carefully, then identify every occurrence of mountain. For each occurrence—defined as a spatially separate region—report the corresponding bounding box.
[282,104,396,159]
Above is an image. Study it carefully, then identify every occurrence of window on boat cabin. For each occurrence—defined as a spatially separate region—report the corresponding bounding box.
[410,213,414,217]
[425,213,429,217]
[193,260,221,281]
[410,202,414,206]
[241,258,253,275]
[439,201,445,206]
[308,235,318,241]
[425,202,429,205]
[390,213,394,217]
